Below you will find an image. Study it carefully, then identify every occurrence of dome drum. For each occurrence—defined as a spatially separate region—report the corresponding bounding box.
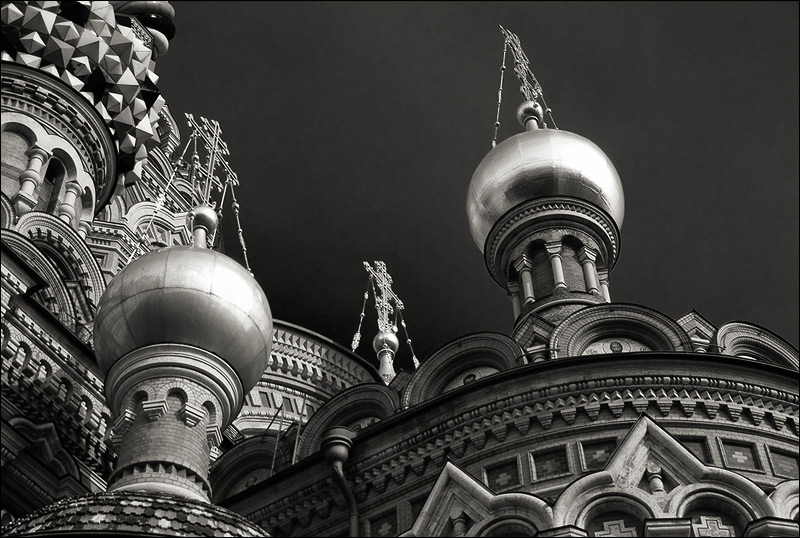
[105,343,243,428]
[484,196,620,290]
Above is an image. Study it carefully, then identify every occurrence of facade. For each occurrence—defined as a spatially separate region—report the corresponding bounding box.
[1,2,798,537]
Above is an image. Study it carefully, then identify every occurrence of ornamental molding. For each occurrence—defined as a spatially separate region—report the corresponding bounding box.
[15,211,107,311]
[245,368,798,533]
[107,460,213,498]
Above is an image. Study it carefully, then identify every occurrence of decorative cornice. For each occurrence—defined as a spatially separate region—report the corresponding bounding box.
[243,365,798,531]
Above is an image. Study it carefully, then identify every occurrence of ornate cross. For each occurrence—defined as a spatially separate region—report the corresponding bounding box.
[184,113,239,205]
[364,261,404,333]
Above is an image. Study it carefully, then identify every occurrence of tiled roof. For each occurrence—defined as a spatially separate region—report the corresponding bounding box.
[2,490,268,537]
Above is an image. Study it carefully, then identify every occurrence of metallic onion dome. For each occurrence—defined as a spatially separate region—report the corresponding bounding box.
[93,208,273,394]
[466,102,625,253]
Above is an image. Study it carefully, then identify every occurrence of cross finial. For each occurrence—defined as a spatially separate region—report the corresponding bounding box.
[498,25,557,129]
[184,113,240,206]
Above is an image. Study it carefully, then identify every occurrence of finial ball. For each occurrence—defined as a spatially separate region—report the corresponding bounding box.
[517,100,544,128]
[190,204,218,235]
[373,330,400,354]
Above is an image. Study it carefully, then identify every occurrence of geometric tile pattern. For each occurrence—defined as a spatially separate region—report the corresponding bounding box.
[1,1,165,184]
[485,457,521,491]
[531,445,570,481]
[769,447,799,478]
[370,509,397,537]
[581,438,616,471]
[594,519,637,537]
[691,515,735,537]
[0,490,266,536]
[721,439,761,471]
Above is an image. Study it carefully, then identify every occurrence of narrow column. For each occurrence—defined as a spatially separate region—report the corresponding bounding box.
[513,254,535,305]
[77,219,93,240]
[57,182,82,224]
[12,146,50,216]
[578,246,600,293]
[507,282,521,319]
[545,242,567,291]
[597,269,611,302]
[450,508,468,537]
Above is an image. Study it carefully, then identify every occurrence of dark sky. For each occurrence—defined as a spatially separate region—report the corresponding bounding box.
[156,2,799,371]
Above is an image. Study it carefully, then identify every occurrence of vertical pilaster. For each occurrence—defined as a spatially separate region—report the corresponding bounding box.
[12,146,50,216]
[578,246,599,294]
[546,242,567,291]
[507,282,521,319]
[513,254,535,305]
[597,268,611,302]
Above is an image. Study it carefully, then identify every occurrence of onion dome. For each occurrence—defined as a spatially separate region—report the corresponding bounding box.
[466,101,625,253]
[93,244,273,395]
[109,1,177,57]
[1,490,266,537]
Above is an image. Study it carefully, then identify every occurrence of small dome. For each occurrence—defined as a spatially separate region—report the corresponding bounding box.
[466,128,625,252]
[94,246,272,393]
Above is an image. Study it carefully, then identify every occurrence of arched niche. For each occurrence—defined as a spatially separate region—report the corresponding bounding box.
[549,303,694,359]
[402,332,523,408]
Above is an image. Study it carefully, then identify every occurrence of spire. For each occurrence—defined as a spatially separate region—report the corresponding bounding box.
[352,261,419,384]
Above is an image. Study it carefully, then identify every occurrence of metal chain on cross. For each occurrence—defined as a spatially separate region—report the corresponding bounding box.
[351,262,419,369]
[494,25,558,140]
[351,275,373,352]
[123,131,195,265]
[183,113,252,271]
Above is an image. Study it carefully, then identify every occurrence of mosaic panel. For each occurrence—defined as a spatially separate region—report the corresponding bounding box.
[531,445,570,481]
[369,509,397,537]
[581,438,616,471]
[690,515,736,537]
[720,439,761,470]
[484,457,521,491]
[768,447,799,478]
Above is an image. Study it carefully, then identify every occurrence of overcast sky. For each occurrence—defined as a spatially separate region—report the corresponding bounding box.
[155,2,799,371]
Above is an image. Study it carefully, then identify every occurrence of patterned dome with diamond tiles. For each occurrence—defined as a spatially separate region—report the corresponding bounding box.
[1,0,167,197]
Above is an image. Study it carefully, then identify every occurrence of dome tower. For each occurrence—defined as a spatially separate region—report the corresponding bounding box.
[467,30,624,329]
[93,208,273,502]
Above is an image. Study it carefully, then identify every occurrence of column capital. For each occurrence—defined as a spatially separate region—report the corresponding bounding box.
[64,181,83,196]
[577,246,598,263]
[26,145,51,162]
[513,254,533,272]
[545,241,563,256]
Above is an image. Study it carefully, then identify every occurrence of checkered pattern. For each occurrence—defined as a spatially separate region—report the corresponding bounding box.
[582,439,616,470]
[721,440,760,470]
[533,446,569,480]
[486,458,520,490]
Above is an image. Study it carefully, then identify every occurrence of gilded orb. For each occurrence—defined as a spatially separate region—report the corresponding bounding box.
[93,246,273,393]
[466,128,625,253]
[189,204,218,234]
[373,330,400,354]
